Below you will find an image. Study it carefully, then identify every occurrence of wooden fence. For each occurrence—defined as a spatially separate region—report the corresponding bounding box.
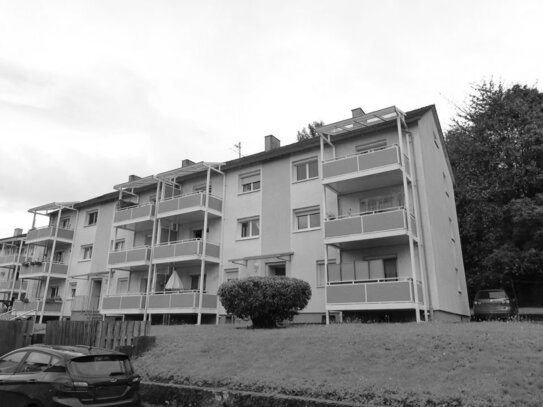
[0,320,34,356]
[45,320,151,350]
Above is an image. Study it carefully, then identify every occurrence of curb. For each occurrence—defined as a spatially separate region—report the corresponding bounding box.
[140,381,365,407]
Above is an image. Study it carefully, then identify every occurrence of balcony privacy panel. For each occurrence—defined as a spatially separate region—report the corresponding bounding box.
[324,217,363,238]
[355,262,370,280]
[154,244,175,259]
[357,147,398,171]
[174,241,199,257]
[403,155,411,176]
[362,210,405,233]
[108,252,126,265]
[132,204,154,219]
[0,280,27,291]
[327,285,366,303]
[328,264,341,282]
[126,248,149,262]
[208,196,222,212]
[170,293,196,308]
[197,293,218,309]
[205,243,220,258]
[102,296,121,310]
[366,281,411,302]
[27,227,73,241]
[323,156,358,178]
[179,194,201,209]
[56,228,74,240]
[0,255,19,265]
[114,209,131,223]
[157,199,178,215]
[341,263,355,281]
[121,296,143,309]
[149,294,170,308]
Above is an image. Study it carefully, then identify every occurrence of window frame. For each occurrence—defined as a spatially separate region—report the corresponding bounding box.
[224,268,239,281]
[239,171,261,194]
[117,278,128,294]
[293,157,319,182]
[294,206,321,232]
[86,210,98,226]
[238,217,260,239]
[81,245,93,261]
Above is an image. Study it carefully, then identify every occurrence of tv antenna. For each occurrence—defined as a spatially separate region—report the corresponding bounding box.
[232,142,243,158]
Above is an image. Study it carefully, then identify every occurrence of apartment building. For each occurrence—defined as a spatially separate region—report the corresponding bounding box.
[6,104,470,323]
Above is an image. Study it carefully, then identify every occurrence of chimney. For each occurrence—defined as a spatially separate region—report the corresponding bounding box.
[128,175,141,182]
[182,159,195,168]
[13,228,23,236]
[351,107,365,118]
[265,135,280,152]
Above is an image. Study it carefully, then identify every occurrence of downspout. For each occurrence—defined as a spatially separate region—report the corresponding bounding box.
[197,166,212,325]
[39,208,62,324]
[396,111,421,322]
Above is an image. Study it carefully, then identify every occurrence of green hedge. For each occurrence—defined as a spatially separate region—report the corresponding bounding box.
[218,276,312,328]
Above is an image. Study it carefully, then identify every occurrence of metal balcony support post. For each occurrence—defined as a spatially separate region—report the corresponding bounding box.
[59,209,79,321]
[39,208,62,324]
[143,181,161,323]
[216,166,226,325]
[197,166,212,325]
[396,111,421,322]
[406,132,430,321]
[319,134,331,325]
[9,238,25,303]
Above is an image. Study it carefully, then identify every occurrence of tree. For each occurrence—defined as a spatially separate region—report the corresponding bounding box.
[297,120,325,141]
[217,276,312,328]
[446,81,543,300]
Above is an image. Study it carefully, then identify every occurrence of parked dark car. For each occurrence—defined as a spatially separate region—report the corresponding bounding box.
[0,344,141,407]
[473,289,516,320]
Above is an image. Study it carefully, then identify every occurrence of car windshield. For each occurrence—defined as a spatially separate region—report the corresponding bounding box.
[68,355,132,377]
[476,290,506,300]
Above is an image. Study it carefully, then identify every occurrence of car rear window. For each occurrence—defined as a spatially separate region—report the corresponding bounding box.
[68,355,133,377]
[476,290,507,299]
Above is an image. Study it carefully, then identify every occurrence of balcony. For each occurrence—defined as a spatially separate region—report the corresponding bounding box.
[26,226,74,245]
[0,254,22,267]
[12,299,63,314]
[113,203,155,230]
[157,193,222,223]
[108,246,151,270]
[148,291,218,313]
[19,261,68,279]
[101,294,146,314]
[322,145,410,194]
[324,208,415,247]
[0,280,27,292]
[153,239,220,266]
[326,278,423,311]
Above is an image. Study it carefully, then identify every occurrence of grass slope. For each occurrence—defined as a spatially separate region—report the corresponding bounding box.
[134,322,543,407]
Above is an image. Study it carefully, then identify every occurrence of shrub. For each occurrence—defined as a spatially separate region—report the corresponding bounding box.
[218,276,312,328]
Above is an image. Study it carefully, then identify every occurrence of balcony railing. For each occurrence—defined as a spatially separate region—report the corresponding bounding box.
[101,291,218,313]
[324,207,411,240]
[19,261,68,277]
[0,254,21,266]
[153,239,220,263]
[12,299,63,313]
[101,293,146,312]
[0,280,27,292]
[157,192,223,218]
[108,246,151,267]
[148,291,217,310]
[113,203,155,225]
[323,145,402,180]
[26,226,74,243]
[326,277,423,306]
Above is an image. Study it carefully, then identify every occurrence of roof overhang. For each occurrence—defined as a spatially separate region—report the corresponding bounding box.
[28,202,78,214]
[316,106,405,137]
[113,175,158,191]
[156,162,224,182]
[228,252,294,267]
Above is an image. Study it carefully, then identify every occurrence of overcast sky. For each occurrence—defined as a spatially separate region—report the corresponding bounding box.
[0,0,542,237]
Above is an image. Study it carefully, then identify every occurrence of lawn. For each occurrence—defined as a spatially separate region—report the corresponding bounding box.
[133,322,543,407]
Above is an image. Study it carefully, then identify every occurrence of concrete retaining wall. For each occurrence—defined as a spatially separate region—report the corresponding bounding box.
[140,382,361,407]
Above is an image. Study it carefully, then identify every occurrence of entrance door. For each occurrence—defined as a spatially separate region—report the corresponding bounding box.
[89,279,102,310]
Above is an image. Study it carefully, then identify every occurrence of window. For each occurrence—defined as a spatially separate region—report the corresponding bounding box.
[239,217,260,238]
[294,158,318,181]
[190,274,207,291]
[355,139,387,153]
[81,245,93,261]
[117,278,128,294]
[19,351,51,373]
[192,229,203,239]
[114,239,125,251]
[294,207,320,231]
[364,257,398,280]
[267,262,286,277]
[60,217,71,229]
[433,131,440,148]
[316,260,336,287]
[53,250,63,263]
[240,171,261,193]
[49,286,59,298]
[86,211,98,226]
[70,283,77,298]
[225,268,239,281]
[360,193,402,213]
[193,184,212,194]
[0,351,27,374]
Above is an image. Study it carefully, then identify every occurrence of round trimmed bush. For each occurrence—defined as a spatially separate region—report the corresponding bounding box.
[218,276,312,328]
